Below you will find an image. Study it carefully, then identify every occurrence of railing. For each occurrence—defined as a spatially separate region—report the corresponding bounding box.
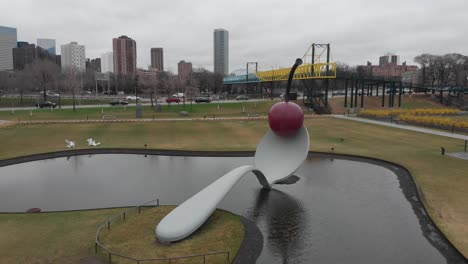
[256,62,337,82]
[95,199,230,264]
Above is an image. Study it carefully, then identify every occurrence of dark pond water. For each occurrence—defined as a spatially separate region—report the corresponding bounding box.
[0,154,461,263]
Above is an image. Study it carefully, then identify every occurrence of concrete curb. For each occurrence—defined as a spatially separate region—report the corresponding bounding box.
[232,216,263,264]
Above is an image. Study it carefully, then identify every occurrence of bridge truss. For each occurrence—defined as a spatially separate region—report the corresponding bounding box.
[223,43,337,114]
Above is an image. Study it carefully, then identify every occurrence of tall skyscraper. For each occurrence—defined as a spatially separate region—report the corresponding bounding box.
[37,38,56,55]
[213,28,229,75]
[0,26,17,71]
[61,42,86,72]
[150,48,164,71]
[178,60,192,82]
[113,35,137,75]
[101,52,114,73]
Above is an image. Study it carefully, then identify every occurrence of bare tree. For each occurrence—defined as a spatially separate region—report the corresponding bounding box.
[212,73,224,94]
[0,72,12,99]
[185,84,199,110]
[63,69,80,112]
[157,72,170,97]
[138,73,159,108]
[415,53,468,87]
[335,62,357,78]
[23,60,60,101]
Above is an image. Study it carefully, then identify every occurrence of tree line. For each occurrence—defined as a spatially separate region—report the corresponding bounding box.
[0,60,226,110]
[414,53,468,87]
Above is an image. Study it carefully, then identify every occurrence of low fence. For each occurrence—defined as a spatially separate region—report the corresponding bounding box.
[95,199,230,264]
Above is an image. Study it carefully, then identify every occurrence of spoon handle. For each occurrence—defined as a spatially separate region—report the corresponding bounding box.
[156,165,256,243]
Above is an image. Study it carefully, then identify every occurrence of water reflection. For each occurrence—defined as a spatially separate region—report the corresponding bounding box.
[248,189,307,263]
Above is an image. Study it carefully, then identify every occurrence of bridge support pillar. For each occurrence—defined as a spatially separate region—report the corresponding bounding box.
[344,78,349,108]
[381,82,386,108]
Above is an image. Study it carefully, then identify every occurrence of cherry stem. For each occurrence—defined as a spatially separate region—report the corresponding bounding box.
[285,58,303,102]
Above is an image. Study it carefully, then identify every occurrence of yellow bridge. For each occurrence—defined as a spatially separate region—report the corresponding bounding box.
[223,43,337,85]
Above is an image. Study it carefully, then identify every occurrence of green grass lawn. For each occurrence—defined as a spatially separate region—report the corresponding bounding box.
[0,117,467,260]
[0,208,123,263]
[0,101,278,121]
[99,206,243,263]
[0,206,243,264]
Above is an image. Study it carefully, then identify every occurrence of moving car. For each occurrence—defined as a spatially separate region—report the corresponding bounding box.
[166,97,180,103]
[126,95,140,100]
[194,96,212,103]
[109,100,128,106]
[172,93,185,98]
[39,90,60,97]
[236,95,250,101]
[36,101,57,108]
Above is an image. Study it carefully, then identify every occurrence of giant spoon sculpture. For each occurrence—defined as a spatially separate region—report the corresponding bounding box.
[156,58,309,243]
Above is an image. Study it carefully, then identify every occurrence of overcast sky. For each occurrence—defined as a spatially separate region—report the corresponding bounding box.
[1,0,467,73]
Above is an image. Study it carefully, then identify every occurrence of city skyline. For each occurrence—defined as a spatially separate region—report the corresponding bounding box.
[0,0,467,73]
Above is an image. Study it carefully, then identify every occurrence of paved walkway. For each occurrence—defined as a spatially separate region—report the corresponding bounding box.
[0,120,13,127]
[332,115,468,141]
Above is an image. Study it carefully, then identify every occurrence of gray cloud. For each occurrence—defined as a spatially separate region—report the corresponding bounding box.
[1,0,467,73]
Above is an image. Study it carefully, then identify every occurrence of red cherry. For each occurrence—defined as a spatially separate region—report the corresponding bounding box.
[268,101,304,137]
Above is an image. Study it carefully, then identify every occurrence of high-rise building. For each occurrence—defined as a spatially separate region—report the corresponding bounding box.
[113,35,137,75]
[379,53,400,66]
[13,42,60,71]
[178,60,192,82]
[37,38,56,55]
[61,42,86,73]
[150,48,164,72]
[101,52,113,73]
[214,28,229,75]
[13,42,36,70]
[86,58,101,72]
[0,26,17,71]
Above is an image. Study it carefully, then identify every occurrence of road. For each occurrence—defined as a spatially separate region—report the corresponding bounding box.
[0,98,270,111]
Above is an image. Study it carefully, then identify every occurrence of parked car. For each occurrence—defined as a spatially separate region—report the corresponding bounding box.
[332,90,346,96]
[109,100,128,106]
[236,95,250,101]
[403,88,413,94]
[194,96,212,103]
[126,95,140,100]
[36,101,57,108]
[166,97,180,104]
